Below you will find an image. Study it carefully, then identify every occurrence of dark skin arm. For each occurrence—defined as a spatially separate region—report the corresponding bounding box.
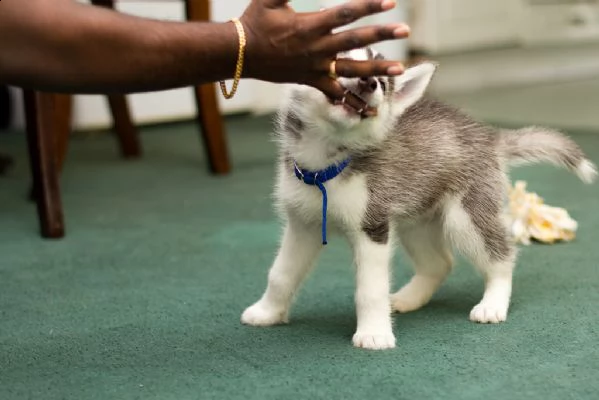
[0,0,409,110]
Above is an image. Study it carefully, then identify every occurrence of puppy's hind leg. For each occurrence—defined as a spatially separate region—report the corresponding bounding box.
[444,188,517,324]
[391,217,454,313]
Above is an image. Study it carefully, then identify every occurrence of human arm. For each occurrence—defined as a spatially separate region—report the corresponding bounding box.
[0,0,409,105]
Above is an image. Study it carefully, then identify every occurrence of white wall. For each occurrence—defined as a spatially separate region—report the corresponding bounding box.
[409,0,520,54]
[410,0,599,55]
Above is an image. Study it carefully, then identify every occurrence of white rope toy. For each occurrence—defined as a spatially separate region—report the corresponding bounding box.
[505,181,578,245]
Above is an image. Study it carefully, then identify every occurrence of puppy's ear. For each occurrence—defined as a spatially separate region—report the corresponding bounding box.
[392,62,437,115]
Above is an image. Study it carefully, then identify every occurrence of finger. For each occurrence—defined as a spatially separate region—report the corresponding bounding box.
[310,24,410,55]
[332,59,405,77]
[304,0,397,33]
[316,79,377,115]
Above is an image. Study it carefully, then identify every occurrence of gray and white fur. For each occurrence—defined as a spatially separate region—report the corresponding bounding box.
[241,48,598,350]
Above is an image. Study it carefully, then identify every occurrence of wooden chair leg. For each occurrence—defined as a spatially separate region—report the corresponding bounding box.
[28,93,71,200]
[24,91,65,239]
[107,95,142,158]
[53,94,72,172]
[89,0,141,158]
[192,85,231,174]
[186,0,231,175]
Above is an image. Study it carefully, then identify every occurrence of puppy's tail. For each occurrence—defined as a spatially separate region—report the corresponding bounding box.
[499,126,597,184]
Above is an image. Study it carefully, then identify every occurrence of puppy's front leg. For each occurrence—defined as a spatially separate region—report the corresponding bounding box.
[241,216,323,326]
[351,232,395,350]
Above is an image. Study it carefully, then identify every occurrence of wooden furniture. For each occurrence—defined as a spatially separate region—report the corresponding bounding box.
[25,0,230,239]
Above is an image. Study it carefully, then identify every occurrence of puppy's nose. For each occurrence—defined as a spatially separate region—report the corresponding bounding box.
[358,77,378,94]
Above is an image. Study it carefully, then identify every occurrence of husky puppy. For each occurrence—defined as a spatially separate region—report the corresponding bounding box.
[241,47,597,350]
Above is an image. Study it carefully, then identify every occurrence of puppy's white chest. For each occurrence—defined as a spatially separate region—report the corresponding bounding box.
[278,171,369,230]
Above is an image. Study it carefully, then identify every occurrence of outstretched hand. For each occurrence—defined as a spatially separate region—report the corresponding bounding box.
[240,0,409,113]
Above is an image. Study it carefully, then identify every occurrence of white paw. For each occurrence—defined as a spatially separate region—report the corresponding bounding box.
[241,301,288,326]
[352,331,396,350]
[390,289,428,313]
[390,277,438,313]
[469,301,508,324]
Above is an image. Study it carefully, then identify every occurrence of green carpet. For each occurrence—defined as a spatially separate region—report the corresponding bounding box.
[1,115,598,400]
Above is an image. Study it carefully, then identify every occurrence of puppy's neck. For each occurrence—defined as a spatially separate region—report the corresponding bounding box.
[284,125,351,171]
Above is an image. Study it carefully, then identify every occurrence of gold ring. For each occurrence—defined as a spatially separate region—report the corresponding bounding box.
[329,60,338,80]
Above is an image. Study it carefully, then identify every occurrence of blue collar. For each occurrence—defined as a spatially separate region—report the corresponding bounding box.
[294,157,351,245]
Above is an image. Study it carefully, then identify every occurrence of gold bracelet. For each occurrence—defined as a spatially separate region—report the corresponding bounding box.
[219,18,246,99]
